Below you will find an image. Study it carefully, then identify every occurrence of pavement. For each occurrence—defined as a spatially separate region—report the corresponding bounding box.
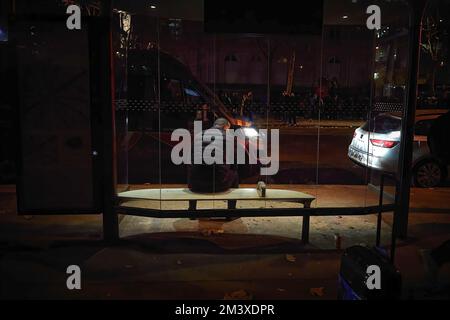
[1,184,450,300]
[253,118,365,129]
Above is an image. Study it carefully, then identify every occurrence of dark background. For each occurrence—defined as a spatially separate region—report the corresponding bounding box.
[204,0,323,34]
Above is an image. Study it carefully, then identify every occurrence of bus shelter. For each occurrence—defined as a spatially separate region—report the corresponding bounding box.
[11,0,430,261]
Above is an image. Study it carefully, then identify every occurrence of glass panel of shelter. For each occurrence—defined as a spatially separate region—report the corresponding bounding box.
[319,0,375,209]
[113,6,162,210]
[112,0,413,242]
[368,0,411,205]
[211,34,271,210]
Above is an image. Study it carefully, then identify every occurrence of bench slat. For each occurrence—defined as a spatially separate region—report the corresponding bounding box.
[118,188,315,202]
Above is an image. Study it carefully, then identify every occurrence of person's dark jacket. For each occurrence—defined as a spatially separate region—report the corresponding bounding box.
[428,111,450,162]
[188,127,239,193]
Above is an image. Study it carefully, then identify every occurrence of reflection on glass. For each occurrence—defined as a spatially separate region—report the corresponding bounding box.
[112,0,413,244]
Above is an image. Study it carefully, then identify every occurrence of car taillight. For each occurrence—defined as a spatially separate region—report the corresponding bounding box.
[370,139,398,148]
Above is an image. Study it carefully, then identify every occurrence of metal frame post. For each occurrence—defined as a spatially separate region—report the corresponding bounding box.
[376,174,385,247]
[301,200,312,243]
[88,0,119,242]
[391,0,426,260]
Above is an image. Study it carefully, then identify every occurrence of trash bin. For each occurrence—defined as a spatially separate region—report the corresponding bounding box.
[338,245,402,300]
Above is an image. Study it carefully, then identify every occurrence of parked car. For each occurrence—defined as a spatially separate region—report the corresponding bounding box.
[348,109,449,188]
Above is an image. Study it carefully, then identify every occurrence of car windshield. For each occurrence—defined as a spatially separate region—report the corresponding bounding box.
[362,115,402,134]
[166,55,238,125]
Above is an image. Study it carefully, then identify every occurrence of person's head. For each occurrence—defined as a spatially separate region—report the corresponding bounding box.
[213,118,231,130]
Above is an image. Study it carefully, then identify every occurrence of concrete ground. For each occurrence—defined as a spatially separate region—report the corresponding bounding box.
[117,184,394,249]
[253,117,365,129]
[1,184,450,300]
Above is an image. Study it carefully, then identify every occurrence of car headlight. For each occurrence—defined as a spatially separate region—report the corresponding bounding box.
[243,127,259,138]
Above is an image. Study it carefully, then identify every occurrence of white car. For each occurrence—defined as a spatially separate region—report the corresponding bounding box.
[348,109,449,188]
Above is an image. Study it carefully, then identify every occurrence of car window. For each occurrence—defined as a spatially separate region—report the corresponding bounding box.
[161,78,184,102]
[415,119,434,136]
[127,64,157,100]
[127,74,157,100]
[362,115,402,134]
[184,85,205,105]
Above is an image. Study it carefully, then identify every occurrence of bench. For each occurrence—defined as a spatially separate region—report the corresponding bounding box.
[118,186,316,242]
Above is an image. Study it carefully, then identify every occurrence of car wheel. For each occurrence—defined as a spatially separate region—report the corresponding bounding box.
[413,160,444,188]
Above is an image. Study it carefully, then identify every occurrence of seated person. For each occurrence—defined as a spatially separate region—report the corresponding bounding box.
[188,118,239,210]
[428,111,450,163]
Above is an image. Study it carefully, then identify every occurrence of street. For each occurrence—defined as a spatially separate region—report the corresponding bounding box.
[273,127,366,185]
[124,126,370,185]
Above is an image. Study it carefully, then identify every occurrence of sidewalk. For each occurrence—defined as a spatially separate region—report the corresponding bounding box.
[1,184,450,299]
[253,118,365,129]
